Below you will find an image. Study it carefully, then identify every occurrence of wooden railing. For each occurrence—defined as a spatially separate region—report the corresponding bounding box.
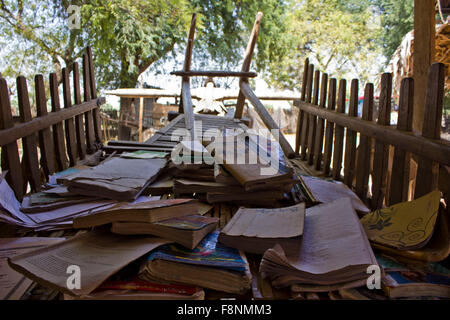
[0,47,105,201]
[294,58,449,210]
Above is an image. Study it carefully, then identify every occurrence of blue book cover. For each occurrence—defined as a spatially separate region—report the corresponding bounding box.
[147,231,246,272]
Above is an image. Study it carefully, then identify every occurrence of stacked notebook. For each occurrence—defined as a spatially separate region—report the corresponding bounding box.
[63,157,167,201]
[139,231,252,294]
[111,215,219,249]
[260,197,378,291]
[73,199,199,229]
[218,203,305,255]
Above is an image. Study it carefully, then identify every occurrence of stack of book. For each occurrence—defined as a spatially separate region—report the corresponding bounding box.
[260,198,379,292]
[139,231,252,294]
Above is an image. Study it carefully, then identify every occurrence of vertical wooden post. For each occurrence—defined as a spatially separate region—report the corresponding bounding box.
[235,12,263,119]
[73,62,87,159]
[0,78,23,200]
[355,83,374,201]
[313,73,328,171]
[300,64,314,160]
[62,67,78,166]
[343,79,359,187]
[306,70,320,165]
[371,73,392,209]
[388,78,414,205]
[49,73,69,171]
[139,97,144,142]
[179,13,197,114]
[322,78,337,176]
[17,76,41,192]
[35,75,55,178]
[415,63,445,198]
[295,58,309,155]
[413,0,436,132]
[331,79,347,180]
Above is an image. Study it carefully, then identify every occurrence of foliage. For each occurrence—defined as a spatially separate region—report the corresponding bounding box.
[371,0,414,63]
[264,0,383,90]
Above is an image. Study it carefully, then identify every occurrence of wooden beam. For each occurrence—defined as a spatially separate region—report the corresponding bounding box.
[293,98,450,166]
[179,13,197,114]
[235,12,263,119]
[413,0,436,132]
[171,70,257,78]
[240,81,295,158]
[0,97,105,147]
[181,79,196,141]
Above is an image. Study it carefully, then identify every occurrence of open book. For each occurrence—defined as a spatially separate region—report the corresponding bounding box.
[260,198,378,289]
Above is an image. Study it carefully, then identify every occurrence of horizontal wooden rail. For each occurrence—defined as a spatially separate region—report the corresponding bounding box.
[240,81,296,158]
[294,99,450,166]
[171,70,257,78]
[0,97,105,146]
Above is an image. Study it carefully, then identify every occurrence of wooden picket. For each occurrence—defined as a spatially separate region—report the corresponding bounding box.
[294,60,449,210]
[0,47,105,200]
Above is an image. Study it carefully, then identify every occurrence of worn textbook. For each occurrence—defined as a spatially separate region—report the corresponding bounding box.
[260,198,378,290]
[64,157,167,201]
[111,215,219,249]
[139,231,252,294]
[73,199,198,229]
[219,203,305,255]
[65,279,205,300]
[209,129,294,192]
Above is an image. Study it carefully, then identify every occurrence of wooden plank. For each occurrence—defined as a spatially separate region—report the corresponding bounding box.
[239,81,296,158]
[322,78,336,176]
[171,70,257,78]
[343,79,359,188]
[415,63,445,199]
[300,64,314,160]
[235,12,263,119]
[83,53,96,153]
[73,62,87,159]
[87,47,103,143]
[371,73,392,209]
[49,73,68,172]
[35,74,55,178]
[307,70,320,165]
[179,13,197,114]
[294,99,450,167]
[0,86,24,197]
[413,0,436,132]
[331,79,347,180]
[16,76,41,192]
[355,83,374,201]
[388,78,414,205]
[62,67,78,167]
[313,73,328,170]
[181,80,196,141]
[295,58,309,154]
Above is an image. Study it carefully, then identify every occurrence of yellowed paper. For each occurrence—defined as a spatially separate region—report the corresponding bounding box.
[0,237,64,300]
[8,230,171,296]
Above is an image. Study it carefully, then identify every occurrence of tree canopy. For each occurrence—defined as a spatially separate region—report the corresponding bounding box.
[0,0,416,95]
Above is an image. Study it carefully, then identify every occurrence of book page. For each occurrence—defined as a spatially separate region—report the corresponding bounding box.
[8,230,171,296]
[222,203,305,238]
[301,175,369,213]
[270,198,376,275]
[0,237,64,300]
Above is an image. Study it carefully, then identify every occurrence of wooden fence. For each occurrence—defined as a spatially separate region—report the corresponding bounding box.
[0,47,105,201]
[294,58,450,210]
